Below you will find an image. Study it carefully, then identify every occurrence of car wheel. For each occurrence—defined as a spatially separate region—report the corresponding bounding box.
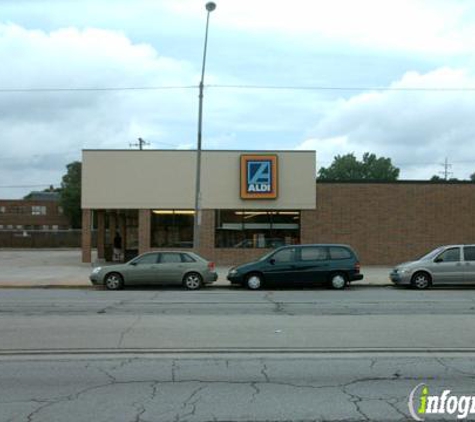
[183,272,203,290]
[411,272,431,289]
[330,272,347,290]
[246,273,262,290]
[104,272,124,291]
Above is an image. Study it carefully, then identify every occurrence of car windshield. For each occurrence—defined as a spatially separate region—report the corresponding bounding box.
[258,249,277,261]
[418,246,445,261]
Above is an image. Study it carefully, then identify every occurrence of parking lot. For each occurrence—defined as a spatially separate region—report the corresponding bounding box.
[0,249,392,288]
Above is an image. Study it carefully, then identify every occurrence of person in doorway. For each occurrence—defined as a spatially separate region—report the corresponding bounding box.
[113,231,122,262]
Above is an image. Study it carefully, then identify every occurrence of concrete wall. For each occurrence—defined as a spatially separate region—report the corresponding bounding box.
[82,150,316,210]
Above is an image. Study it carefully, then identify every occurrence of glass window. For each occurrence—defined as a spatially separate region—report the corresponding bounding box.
[9,206,27,214]
[272,248,295,263]
[0,206,5,214]
[301,246,328,261]
[436,248,460,262]
[329,247,352,260]
[181,253,196,263]
[464,247,475,262]
[215,210,300,248]
[133,253,159,265]
[151,210,194,248]
[159,253,182,263]
[32,206,47,215]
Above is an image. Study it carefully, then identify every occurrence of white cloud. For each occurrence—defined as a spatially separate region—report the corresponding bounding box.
[296,67,475,179]
[0,24,199,197]
[167,0,475,54]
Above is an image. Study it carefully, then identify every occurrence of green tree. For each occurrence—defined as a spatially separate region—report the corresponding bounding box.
[318,152,400,181]
[430,175,459,181]
[59,161,82,228]
[471,173,475,181]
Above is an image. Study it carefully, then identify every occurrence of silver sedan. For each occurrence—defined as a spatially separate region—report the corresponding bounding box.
[89,251,218,290]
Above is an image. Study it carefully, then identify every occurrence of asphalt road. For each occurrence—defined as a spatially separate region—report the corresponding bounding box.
[2,353,475,422]
[2,287,475,421]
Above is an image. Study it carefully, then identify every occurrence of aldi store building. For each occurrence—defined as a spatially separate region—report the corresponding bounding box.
[81,150,475,265]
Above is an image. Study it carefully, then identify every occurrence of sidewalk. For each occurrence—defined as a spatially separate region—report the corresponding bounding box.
[0,249,393,288]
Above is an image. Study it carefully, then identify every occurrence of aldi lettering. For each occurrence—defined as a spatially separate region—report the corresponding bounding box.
[240,155,278,199]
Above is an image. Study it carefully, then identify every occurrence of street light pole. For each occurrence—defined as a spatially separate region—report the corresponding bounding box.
[193,2,216,249]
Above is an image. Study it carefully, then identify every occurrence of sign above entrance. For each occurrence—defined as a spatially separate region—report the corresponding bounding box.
[240,154,278,199]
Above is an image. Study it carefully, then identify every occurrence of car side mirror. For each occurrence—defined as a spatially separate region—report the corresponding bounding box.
[434,258,443,263]
[269,258,276,265]
[130,262,138,266]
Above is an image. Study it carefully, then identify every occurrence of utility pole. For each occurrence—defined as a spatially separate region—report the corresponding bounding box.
[129,137,149,150]
[439,157,453,180]
[193,2,217,250]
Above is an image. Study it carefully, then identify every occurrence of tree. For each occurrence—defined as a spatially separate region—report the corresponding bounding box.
[471,173,475,182]
[318,152,400,181]
[430,175,459,181]
[59,161,82,228]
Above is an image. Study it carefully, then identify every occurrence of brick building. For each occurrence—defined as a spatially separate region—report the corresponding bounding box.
[0,192,75,248]
[0,192,69,231]
[81,150,475,266]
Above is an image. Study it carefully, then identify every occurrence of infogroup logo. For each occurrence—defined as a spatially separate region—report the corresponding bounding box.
[409,383,475,420]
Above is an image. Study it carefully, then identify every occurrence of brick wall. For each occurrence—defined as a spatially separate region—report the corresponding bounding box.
[86,182,475,266]
[314,182,475,265]
[0,199,70,228]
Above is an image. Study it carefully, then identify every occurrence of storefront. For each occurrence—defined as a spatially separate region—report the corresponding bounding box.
[81,150,316,264]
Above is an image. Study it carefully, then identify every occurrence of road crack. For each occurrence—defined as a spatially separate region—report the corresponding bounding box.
[117,316,142,348]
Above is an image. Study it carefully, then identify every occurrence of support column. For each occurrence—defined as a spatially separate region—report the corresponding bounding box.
[81,209,92,263]
[138,209,151,255]
[97,210,105,259]
[119,213,127,254]
[198,209,214,255]
[109,212,117,245]
[192,209,214,261]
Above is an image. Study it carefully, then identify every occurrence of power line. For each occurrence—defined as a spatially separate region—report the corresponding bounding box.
[1,84,475,93]
[209,84,475,92]
[0,184,57,189]
[0,85,196,93]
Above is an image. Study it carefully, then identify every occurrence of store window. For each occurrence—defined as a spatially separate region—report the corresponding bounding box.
[151,210,194,248]
[215,210,300,248]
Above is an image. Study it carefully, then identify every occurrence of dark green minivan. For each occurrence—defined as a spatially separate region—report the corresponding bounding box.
[227,244,363,290]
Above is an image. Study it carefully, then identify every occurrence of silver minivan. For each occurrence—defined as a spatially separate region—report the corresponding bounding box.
[390,245,475,289]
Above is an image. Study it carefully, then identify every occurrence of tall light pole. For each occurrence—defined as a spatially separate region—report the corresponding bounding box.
[193,1,216,249]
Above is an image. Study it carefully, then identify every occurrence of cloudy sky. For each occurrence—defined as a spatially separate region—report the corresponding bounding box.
[1,0,475,198]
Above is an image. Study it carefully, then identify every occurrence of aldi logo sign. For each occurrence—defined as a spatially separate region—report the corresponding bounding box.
[240,155,278,199]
